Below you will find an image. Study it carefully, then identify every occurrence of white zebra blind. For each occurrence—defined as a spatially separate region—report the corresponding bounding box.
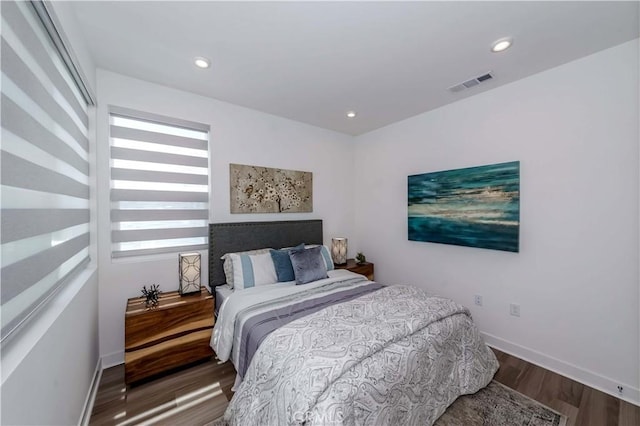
[109,107,210,258]
[1,1,91,341]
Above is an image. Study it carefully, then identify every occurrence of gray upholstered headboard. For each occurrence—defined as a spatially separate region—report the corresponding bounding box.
[208,220,323,287]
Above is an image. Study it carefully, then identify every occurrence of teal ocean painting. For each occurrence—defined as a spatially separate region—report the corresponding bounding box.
[408,161,520,252]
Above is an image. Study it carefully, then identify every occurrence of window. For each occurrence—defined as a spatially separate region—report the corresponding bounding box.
[1,1,93,341]
[109,107,210,258]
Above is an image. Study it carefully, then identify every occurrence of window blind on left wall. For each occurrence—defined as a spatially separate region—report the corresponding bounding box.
[1,1,92,342]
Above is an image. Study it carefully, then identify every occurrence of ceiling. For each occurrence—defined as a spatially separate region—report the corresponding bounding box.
[69,1,639,136]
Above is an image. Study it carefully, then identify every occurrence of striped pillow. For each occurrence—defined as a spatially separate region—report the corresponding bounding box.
[221,248,271,288]
[228,252,278,290]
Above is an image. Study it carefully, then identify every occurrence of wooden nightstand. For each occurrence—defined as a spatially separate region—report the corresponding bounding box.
[124,287,214,385]
[335,259,374,280]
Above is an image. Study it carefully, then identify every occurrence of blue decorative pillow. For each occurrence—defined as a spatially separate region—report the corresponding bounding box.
[289,246,328,285]
[270,243,305,282]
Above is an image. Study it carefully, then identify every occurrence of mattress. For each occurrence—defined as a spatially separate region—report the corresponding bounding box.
[214,284,233,316]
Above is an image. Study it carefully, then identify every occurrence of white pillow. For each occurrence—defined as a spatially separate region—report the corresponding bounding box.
[229,252,278,290]
[221,248,271,288]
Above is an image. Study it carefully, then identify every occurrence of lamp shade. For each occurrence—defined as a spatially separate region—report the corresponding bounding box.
[179,252,201,295]
[331,237,348,265]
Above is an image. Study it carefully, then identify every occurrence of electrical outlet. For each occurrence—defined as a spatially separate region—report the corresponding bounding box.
[474,295,483,306]
[510,303,520,317]
[618,385,624,395]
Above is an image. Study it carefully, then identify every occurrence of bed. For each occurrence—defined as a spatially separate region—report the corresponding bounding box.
[208,220,498,425]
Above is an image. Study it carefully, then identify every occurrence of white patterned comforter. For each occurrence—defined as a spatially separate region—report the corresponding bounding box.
[222,279,499,425]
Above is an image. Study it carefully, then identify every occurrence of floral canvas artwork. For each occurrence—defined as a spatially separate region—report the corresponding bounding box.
[408,161,520,252]
[230,163,313,213]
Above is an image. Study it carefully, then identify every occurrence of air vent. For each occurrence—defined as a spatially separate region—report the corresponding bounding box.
[448,72,493,93]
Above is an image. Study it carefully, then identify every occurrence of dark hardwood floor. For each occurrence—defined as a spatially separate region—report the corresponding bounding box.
[89,359,235,426]
[491,349,639,426]
[89,348,639,425]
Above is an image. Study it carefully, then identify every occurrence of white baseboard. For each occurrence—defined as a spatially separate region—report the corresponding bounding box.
[482,332,640,406]
[78,352,122,425]
[101,350,124,369]
[78,358,102,426]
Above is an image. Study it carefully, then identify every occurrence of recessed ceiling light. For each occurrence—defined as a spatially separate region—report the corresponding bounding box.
[491,38,513,53]
[346,111,357,119]
[194,57,211,69]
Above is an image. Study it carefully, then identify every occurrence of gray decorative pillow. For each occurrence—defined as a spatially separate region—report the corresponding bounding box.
[289,246,328,285]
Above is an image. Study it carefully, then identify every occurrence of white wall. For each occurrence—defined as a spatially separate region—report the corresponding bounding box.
[1,270,99,425]
[0,2,100,424]
[96,70,356,364]
[353,40,639,403]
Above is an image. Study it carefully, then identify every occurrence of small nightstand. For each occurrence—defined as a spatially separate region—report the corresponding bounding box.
[124,287,214,385]
[335,259,374,281]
